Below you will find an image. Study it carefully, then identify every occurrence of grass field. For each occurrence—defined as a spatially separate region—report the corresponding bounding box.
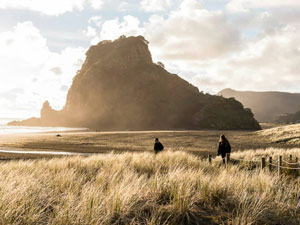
[0,150,299,225]
[259,124,300,145]
[0,124,299,224]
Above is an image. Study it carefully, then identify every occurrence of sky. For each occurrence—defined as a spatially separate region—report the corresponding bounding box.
[0,0,300,118]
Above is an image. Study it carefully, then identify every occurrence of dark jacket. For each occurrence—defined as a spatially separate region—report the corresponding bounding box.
[217,141,231,157]
[154,142,164,153]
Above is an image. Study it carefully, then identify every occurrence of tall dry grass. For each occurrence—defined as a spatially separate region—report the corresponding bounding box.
[0,151,299,225]
[231,147,300,161]
[258,124,300,144]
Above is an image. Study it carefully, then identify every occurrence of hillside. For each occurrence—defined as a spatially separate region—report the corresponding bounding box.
[274,111,300,124]
[219,88,300,122]
[10,36,260,130]
[258,123,300,145]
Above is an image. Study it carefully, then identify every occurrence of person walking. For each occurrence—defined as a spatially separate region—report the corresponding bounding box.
[217,135,231,164]
[154,138,164,154]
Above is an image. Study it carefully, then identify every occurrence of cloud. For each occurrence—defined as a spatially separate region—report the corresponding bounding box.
[0,0,109,16]
[89,0,107,9]
[99,15,144,41]
[83,26,97,38]
[60,85,69,92]
[227,0,300,12]
[145,0,241,61]
[50,67,63,75]
[87,0,240,61]
[225,24,300,91]
[0,21,85,117]
[88,16,103,26]
[142,0,300,93]
[140,0,173,12]
[187,22,300,93]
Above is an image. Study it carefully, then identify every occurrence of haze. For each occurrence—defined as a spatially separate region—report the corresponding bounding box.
[0,0,300,118]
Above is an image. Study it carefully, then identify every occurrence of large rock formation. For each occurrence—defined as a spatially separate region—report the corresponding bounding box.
[10,36,260,130]
[219,88,300,122]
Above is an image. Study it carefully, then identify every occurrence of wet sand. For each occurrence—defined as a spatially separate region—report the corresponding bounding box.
[0,149,87,156]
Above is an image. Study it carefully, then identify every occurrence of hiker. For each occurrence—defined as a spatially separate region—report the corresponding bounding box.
[217,135,231,164]
[154,138,164,154]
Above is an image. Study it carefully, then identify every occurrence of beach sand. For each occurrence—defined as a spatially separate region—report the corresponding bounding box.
[0,128,291,160]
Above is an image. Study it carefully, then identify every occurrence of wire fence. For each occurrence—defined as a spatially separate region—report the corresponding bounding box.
[209,153,300,175]
[268,163,300,170]
[281,159,299,165]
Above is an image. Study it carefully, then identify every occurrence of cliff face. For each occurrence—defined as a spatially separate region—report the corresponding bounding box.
[10,36,260,130]
[219,88,300,122]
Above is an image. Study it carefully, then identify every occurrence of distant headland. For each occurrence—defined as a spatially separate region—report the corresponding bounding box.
[10,36,260,130]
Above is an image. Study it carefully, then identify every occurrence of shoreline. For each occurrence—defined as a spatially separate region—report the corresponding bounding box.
[0,149,88,156]
[0,126,290,160]
[0,125,88,135]
[0,123,289,160]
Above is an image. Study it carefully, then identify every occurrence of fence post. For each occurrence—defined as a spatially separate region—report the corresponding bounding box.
[208,155,212,164]
[278,155,282,176]
[261,157,266,170]
[289,155,293,162]
[226,153,230,166]
[268,157,272,172]
[296,157,298,163]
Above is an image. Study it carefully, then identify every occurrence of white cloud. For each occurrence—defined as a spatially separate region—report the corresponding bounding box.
[141,0,300,93]
[226,24,300,90]
[89,0,107,9]
[145,0,240,61]
[88,0,240,60]
[0,22,85,117]
[99,15,144,40]
[186,23,300,93]
[140,0,173,12]
[83,26,97,38]
[227,0,300,12]
[0,0,108,16]
[88,16,103,27]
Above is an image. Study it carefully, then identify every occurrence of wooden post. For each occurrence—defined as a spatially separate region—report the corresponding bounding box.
[261,157,266,170]
[289,155,293,162]
[208,155,212,164]
[226,153,230,166]
[278,155,282,176]
[296,157,298,163]
[268,157,272,172]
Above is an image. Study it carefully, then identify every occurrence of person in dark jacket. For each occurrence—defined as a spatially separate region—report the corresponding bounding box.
[154,138,164,154]
[217,135,231,164]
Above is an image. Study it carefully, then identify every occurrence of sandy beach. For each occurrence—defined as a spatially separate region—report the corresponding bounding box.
[0,128,291,159]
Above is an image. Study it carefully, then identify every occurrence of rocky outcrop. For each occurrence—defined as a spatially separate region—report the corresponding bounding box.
[9,36,260,130]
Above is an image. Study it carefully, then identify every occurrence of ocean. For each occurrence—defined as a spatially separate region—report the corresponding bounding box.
[0,118,86,134]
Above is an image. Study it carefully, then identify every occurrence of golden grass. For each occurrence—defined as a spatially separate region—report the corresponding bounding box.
[0,150,299,225]
[231,147,300,161]
[258,124,300,145]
